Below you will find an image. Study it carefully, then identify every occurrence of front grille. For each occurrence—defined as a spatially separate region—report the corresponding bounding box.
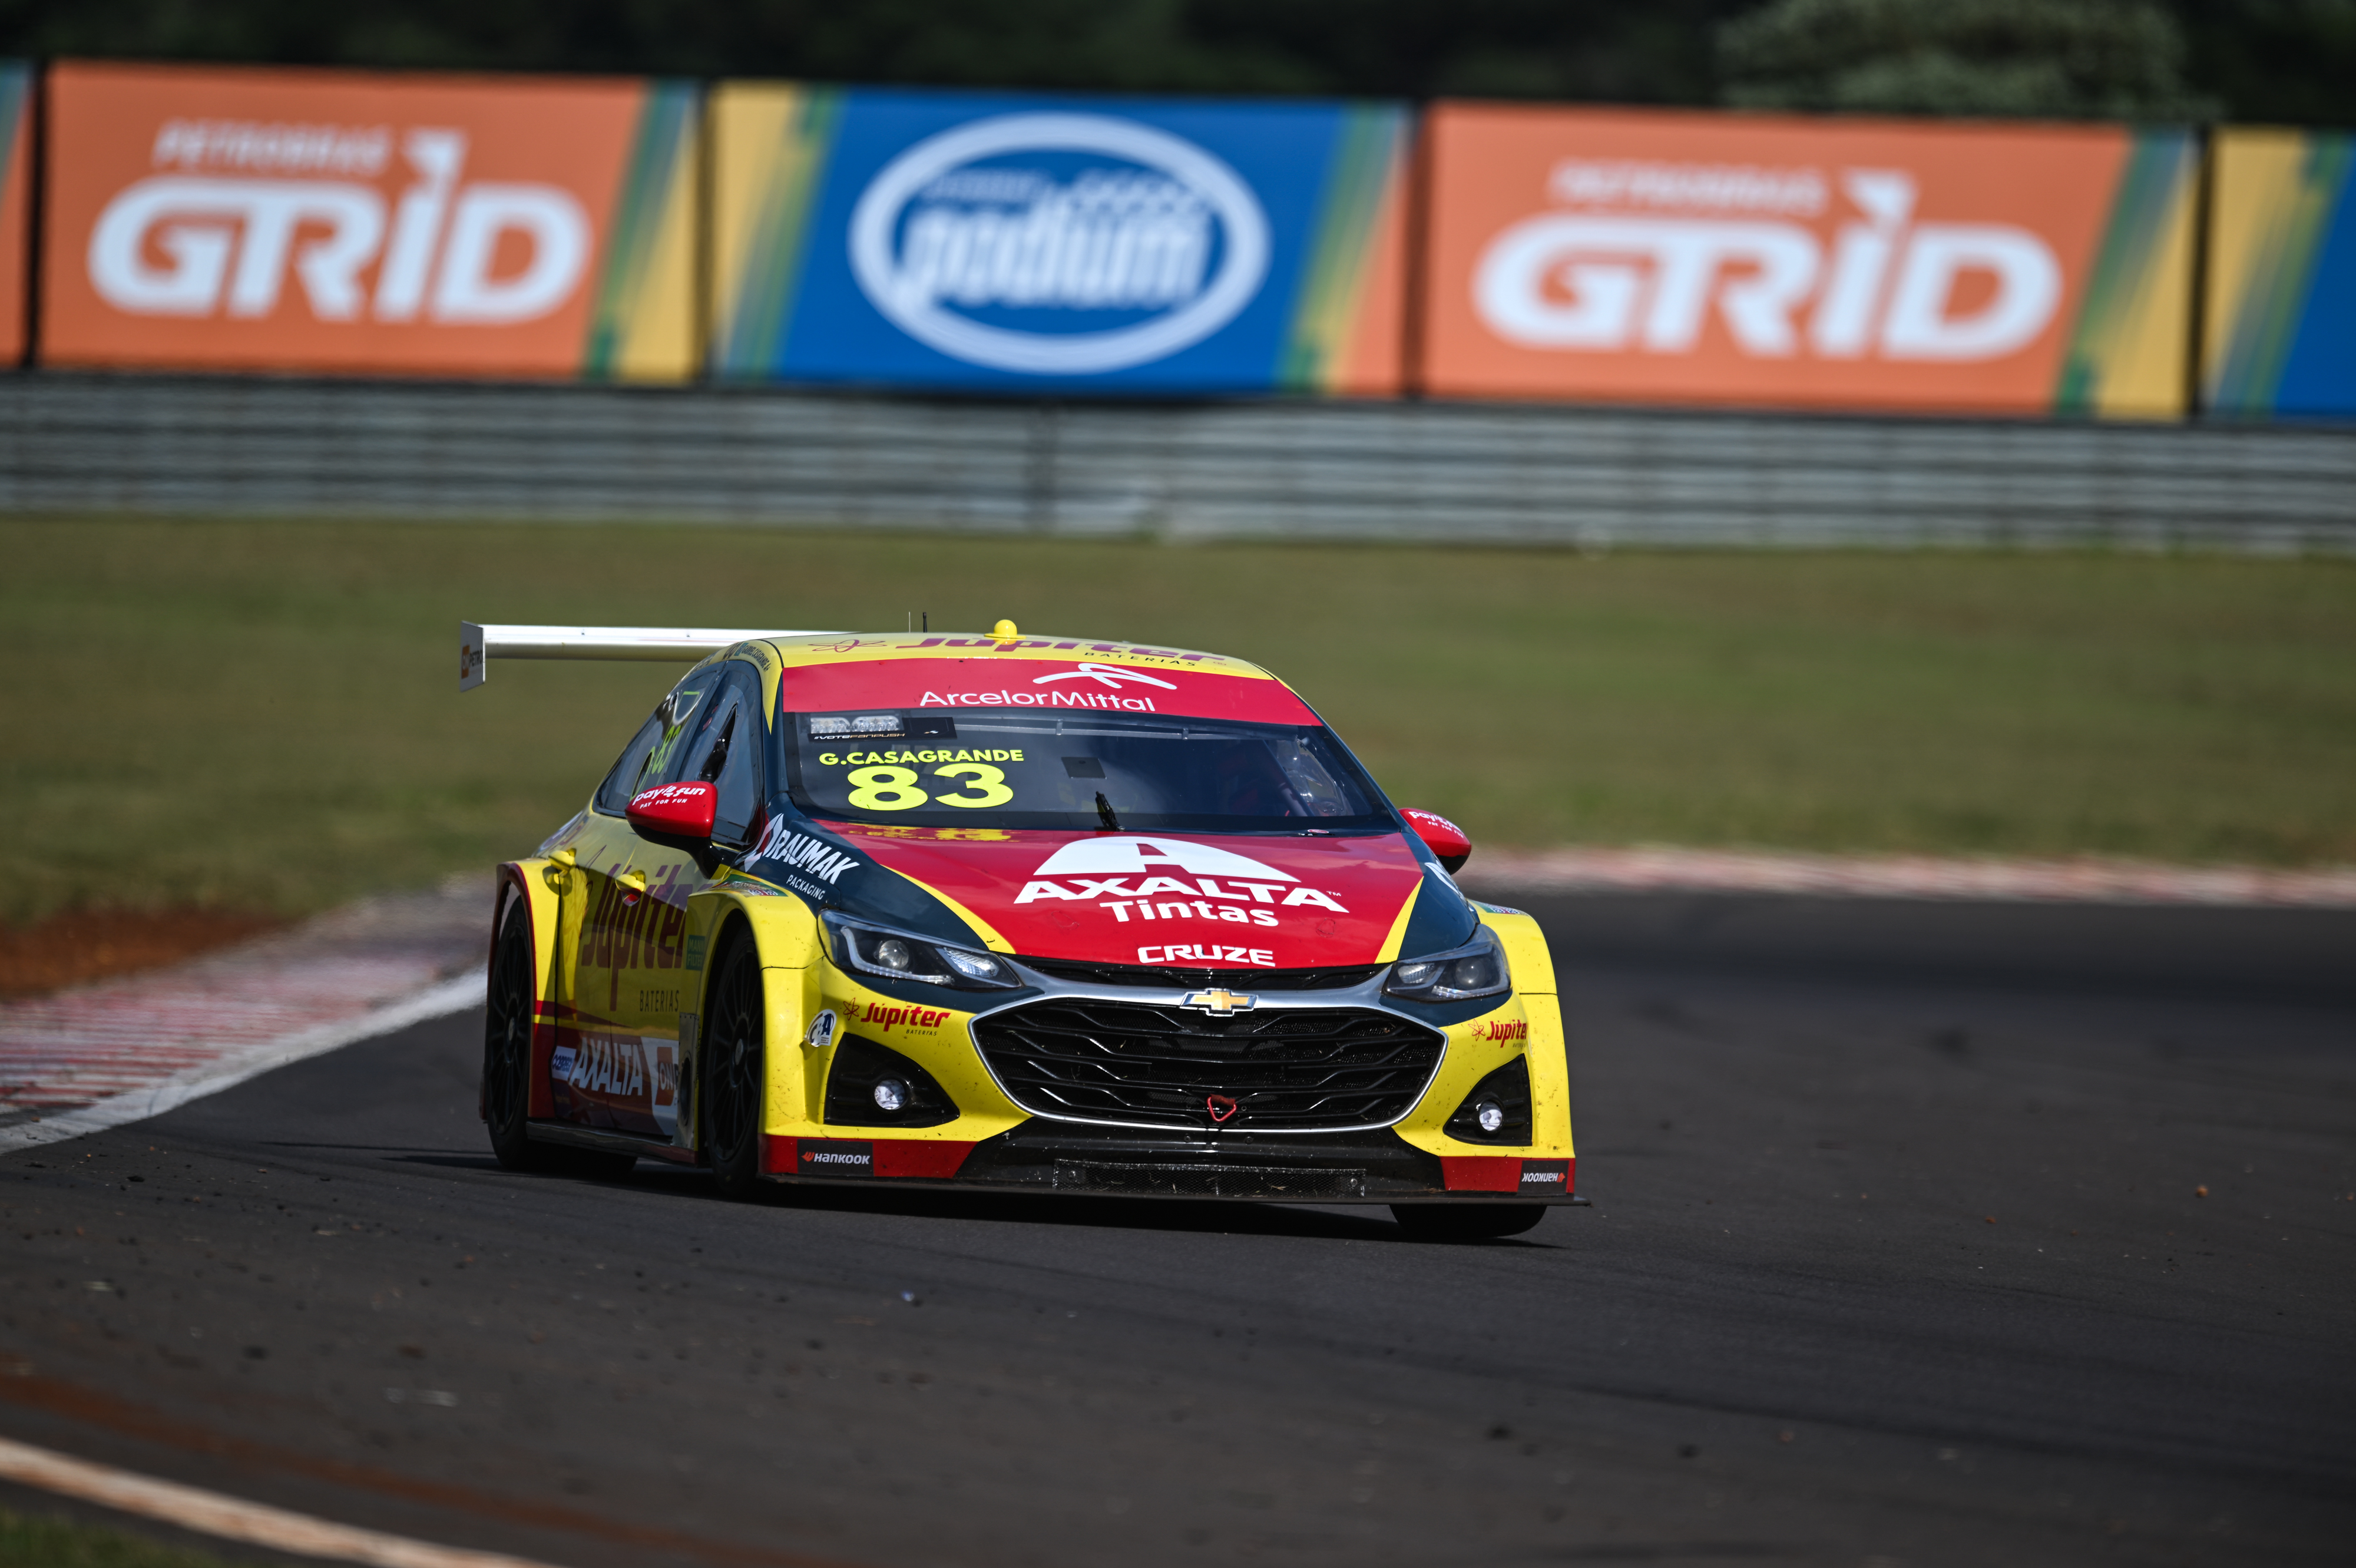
[1051,1161,1368,1199]
[1014,957,1382,992]
[974,998,1444,1131]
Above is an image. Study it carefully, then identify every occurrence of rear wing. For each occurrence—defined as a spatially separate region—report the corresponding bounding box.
[459,623,835,691]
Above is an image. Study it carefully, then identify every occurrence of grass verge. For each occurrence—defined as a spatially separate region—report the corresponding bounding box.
[2,516,2351,922]
[0,1504,260,1567]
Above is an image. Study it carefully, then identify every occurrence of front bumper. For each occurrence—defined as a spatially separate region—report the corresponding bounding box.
[773,926,1576,1203]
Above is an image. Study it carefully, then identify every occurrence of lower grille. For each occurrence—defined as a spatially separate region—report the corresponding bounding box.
[1052,1161,1367,1199]
[974,998,1444,1131]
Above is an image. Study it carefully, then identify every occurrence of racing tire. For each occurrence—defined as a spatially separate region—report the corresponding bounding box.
[485,902,637,1181]
[702,932,768,1201]
[484,901,548,1173]
[1389,1203,1547,1241]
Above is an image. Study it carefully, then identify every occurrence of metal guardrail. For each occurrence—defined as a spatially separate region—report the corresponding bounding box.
[2,374,2351,552]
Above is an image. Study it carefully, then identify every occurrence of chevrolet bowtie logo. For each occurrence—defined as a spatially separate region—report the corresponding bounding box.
[1182,989,1257,1015]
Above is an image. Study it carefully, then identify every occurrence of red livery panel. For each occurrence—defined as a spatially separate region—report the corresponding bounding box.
[836,825,1430,970]
[777,657,1321,727]
[1441,1156,1524,1193]
[767,1136,977,1179]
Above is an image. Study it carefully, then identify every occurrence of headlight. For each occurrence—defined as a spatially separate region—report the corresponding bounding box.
[823,915,1021,991]
[1385,928,1510,1002]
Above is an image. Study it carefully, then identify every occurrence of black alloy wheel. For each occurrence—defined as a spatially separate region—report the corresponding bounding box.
[484,902,542,1171]
[1389,1203,1546,1241]
[485,901,636,1180]
[703,932,767,1200]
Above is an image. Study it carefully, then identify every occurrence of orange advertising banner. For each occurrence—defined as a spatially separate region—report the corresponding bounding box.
[1418,104,2195,416]
[0,63,30,365]
[40,61,699,379]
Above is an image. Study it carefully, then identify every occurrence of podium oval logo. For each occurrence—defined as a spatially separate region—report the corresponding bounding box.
[848,113,1270,375]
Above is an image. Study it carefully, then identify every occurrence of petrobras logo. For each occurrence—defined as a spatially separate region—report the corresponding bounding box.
[89,123,589,326]
[848,113,1270,375]
[1474,166,2062,364]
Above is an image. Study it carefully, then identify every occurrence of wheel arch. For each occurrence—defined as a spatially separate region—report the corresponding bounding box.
[489,859,565,1121]
[1479,907,1574,1162]
[684,888,825,1152]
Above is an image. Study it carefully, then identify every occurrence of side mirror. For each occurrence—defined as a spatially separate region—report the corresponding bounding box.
[1401,808,1471,875]
[627,781,717,852]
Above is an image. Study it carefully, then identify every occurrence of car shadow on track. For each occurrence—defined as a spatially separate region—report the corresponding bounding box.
[700,1177,1559,1248]
[371,1147,1557,1246]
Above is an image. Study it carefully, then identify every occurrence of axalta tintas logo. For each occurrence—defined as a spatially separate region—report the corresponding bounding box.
[848,113,1270,375]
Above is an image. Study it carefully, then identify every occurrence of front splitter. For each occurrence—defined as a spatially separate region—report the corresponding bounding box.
[755,1169,1590,1206]
[762,1123,1580,1203]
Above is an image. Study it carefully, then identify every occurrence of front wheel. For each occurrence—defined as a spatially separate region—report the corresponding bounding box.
[1391,1203,1546,1241]
[702,932,768,1200]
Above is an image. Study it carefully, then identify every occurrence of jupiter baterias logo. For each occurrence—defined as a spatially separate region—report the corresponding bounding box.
[849,113,1270,374]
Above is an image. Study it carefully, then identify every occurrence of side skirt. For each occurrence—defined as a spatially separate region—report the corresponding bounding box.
[527,1122,700,1166]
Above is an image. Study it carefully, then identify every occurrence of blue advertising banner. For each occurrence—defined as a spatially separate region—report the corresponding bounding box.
[707,85,1409,395]
[2203,128,2356,419]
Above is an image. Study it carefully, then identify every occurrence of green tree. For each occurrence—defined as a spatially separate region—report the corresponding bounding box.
[0,0,2345,123]
[1718,0,2218,117]
[2175,0,2356,124]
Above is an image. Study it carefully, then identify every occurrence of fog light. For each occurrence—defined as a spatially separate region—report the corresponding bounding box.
[1475,1100,1505,1134]
[875,938,915,972]
[873,1079,908,1113]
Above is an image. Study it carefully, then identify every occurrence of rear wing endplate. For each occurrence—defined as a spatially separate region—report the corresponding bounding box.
[460,623,835,691]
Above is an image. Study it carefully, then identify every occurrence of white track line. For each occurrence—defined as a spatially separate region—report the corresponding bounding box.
[1462,847,2356,907]
[0,1433,562,1568]
[0,970,484,1153]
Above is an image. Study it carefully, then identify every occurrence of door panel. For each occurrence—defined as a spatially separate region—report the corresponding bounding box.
[558,661,765,1140]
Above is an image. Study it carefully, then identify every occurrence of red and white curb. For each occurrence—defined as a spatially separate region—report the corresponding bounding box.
[0,882,488,1152]
[0,1433,561,1568]
[0,970,482,1152]
[1461,846,2356,908]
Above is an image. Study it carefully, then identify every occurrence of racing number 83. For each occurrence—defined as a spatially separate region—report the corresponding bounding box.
[845,763,1014,811]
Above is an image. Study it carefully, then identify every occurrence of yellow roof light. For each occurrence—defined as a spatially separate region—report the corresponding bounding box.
[991,618,1020,646]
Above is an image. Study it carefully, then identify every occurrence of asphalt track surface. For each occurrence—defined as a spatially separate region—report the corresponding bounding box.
[3,895,2351,1568]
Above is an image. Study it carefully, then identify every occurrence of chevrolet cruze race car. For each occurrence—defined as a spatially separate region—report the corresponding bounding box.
[464,621,1577,1239]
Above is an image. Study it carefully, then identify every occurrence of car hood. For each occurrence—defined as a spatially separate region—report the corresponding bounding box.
[816,824,1436,972]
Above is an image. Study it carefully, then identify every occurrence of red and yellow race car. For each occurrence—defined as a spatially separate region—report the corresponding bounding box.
[464,620,1577,1239]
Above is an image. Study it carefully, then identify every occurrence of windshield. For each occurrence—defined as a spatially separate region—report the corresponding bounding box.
[783,709,1389,831]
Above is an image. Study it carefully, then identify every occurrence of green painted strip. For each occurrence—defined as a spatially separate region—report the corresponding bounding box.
[2054,130,2190,415]
[0,61,29,196]
[717,89,842,380]
[2213,135,2352,415]
[583,81,697,380]
[1275,105,1404,393]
